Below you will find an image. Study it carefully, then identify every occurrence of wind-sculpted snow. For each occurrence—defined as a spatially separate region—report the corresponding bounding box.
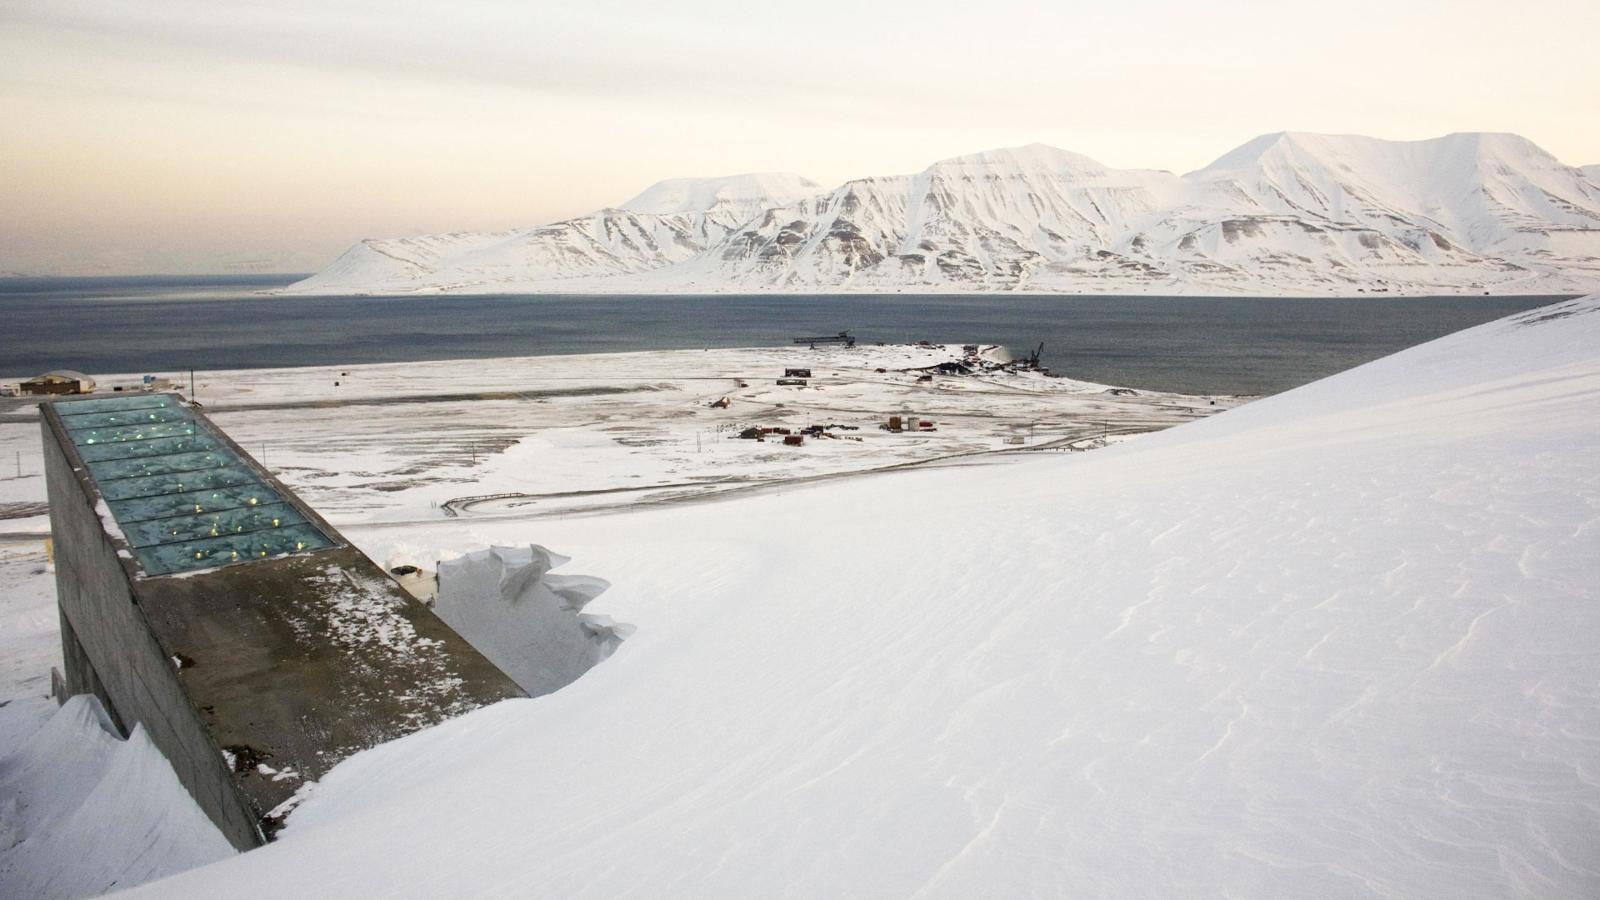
[287,133,1600,296]
[433,545,629,698]
[131,298,1600,897]
[0,696,234,897]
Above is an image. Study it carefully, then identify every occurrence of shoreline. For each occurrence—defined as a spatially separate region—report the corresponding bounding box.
[0,342,1246,536]
[0,293,1564,396]
[1,269,1586,299]
[270,282,1590,299]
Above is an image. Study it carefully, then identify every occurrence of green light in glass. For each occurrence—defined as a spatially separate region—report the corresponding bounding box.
[137,524,331,576]
[120,501,308,549]
[106,482,273,524]
[70,420,200,446]
[76,433,221,463]
[55,394,177,416]
[60,406,189,430]
[60,395,334,575]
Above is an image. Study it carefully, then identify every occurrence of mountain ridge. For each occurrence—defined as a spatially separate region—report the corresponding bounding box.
[285,132,1600,296]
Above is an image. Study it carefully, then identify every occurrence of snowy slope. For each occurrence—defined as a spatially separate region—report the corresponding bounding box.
[287,174,822,295]
[285,133,1600,296]
[620,173,822,218]
[1,697,234,897]
[133,296,1600,897]
[674,145,1188,291]
[1168,132,1600,290]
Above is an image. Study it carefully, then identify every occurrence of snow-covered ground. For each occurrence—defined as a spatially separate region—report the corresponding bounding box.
[0,533,238,895]
[80,296,1597,896]
[0,697,235,898]
[0,470,237,898]
[0,342,1236,531]
[0,340,1232,896]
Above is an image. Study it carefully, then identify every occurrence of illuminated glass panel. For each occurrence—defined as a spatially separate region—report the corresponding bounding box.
[60,406,190,430]
[55,394,179,415]
[75,432,221,462]
[136,524,330,576]
[106,482,275,524]
[81,449,232,482]
[71,420,200,446]
[95,463,261,501]
[121,502,309,549]
[57,395,334,575]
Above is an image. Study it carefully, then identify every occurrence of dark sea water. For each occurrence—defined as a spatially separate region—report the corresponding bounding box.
[0,275,1567,395]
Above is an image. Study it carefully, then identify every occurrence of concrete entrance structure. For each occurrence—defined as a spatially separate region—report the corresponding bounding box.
[41,393,525,850]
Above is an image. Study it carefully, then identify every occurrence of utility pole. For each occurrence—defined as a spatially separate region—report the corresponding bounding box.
[189,368,196,400]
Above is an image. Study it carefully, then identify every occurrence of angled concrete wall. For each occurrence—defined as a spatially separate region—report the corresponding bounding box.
[42,397,525,850]
[43,418,264,847]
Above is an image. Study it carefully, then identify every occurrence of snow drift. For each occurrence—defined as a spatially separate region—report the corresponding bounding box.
[129,296,1600,897]
[285,132,1600,296]
[0,696,233,898]
[433,545,628,697]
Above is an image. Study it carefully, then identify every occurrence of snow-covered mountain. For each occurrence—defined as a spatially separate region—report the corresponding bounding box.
[285,133,1600,296]
[619,172,822,219]
[293,172,824,292]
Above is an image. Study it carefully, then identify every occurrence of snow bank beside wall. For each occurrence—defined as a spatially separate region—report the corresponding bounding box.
[434,546,630,697]
[0,696,234,899]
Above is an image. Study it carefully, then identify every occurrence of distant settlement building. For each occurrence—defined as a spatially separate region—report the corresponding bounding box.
[22,370,96,395]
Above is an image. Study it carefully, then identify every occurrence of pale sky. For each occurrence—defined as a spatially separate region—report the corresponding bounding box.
[2,0,1597,276]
